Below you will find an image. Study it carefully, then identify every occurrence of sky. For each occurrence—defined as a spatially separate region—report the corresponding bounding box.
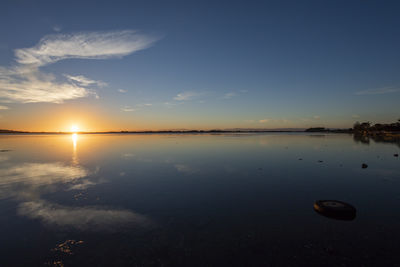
[0,0,399,131]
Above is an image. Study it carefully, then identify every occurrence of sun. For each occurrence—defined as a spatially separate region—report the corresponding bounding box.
[70,125,79,133]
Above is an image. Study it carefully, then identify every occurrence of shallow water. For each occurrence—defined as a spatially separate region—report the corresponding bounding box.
[0,133,399,266]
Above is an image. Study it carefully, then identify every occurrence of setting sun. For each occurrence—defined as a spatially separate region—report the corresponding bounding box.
[70,125,79,133]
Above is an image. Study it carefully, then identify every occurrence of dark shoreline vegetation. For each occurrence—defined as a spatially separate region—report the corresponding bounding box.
[351,119,400,148]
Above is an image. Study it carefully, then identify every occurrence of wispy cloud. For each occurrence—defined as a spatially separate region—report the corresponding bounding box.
[222,92,237,99]
[52,25,62,32]
[118,89,127,93]
[15,30,159,67]
[120,103,152,112]
[64,74,107,87]
[174,91,201,101]
[0,68,92,103]
[137,103,152,107]
[164,102,177,108]
[0,105,9,110]
[258,118,290,124]
[355,87,400,95]
[121,106,135,112]
[0,30,159,104]
[313,115,320,120]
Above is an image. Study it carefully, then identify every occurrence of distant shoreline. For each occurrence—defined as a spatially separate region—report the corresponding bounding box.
[2,124,398,135]
[0,129,349,135]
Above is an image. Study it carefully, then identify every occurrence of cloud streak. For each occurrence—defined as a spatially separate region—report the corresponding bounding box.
[121,106,135,112]
[258,118,290,124]
[174,91,201,101]
[15,30,159,67]
[222,92,237,99]
[64,74,107,87]
[355,87,400,95]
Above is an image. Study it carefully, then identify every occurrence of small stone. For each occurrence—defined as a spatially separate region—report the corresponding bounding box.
[318,160,323,163]
[362,163,368,169]
[394,154,398,157]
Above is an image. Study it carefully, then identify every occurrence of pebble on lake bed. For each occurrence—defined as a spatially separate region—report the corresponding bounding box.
[395,154,399,157]
[362,163,368,169]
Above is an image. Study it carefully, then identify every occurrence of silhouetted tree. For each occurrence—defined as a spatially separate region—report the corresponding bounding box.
[353,122,361,131]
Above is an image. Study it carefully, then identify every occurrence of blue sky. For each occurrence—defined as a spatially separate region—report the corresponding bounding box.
[0,0,399,131]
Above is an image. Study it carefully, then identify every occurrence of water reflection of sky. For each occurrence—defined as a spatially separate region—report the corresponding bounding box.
[0,133,399,265]
[0,134,152,232]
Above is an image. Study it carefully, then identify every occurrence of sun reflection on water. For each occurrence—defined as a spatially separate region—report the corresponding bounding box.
[71,133,78,165]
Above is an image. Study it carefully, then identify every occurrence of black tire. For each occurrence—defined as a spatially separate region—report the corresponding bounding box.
[314,200,356,221]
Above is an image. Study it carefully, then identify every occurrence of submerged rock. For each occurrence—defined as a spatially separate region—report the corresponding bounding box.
[362,163,368,169]
[394,154,399,157]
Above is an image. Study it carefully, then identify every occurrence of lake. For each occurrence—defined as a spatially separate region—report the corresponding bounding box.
[0,133,399,266]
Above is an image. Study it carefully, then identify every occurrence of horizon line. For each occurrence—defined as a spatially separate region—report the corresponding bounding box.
[0,127,352,134]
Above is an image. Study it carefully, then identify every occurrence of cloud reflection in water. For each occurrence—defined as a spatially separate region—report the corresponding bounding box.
[18,200,151,231]
[0,162,88,187]
[0,158,151,230]
[0,162,89,200]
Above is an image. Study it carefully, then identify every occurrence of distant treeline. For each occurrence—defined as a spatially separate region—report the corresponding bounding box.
[353,119,400,133]
[0,129,27,133]
[350,119,400,148]
[305,119,400,134]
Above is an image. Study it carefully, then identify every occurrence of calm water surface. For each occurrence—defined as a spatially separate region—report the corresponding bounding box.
[0,133,399,266]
